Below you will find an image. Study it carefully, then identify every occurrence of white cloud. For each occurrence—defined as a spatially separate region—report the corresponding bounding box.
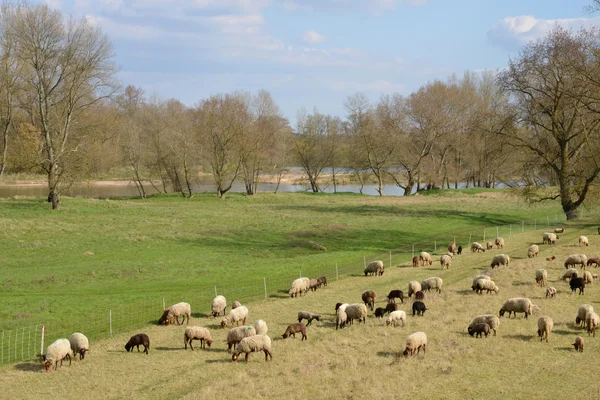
[302,30,327,44]
[282,0,427,13]
[324,79,405,92]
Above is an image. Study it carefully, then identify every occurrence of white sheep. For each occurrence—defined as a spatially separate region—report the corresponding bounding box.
[231,335,272,363]
[583,270,593,284]
[289,277,310,297]
[386,310,407,327]
[499,298,533,319]
[231,300,242,309]
[297,311,321,326]
[495,237,505,249]
[408,281,422,298]
[43,338,71,372]
[473,278,499,294]
[471,242,486,252]
[254,320,268,335]
[563,269,578,281]
[471,275,491,290]
[440,254,452,270]
[542,232,558,245]
[469,315,500,336]
[211,295,227,318]
[221,305,248,328]
[576,304,594,327]
[545,287,557,298]
[336,303,349,330]
[486,241,494,250]
[159,302,191,326]
[491,254,510,268]
[226,325,256,351]
[554,228,565,234]
[528,244,539,258]
[579,235,589,247]
[345,304,368,325]
[564,254,588,269]
[535,269,548,287]
[402,332,427,357]
[421,277,443,293]
[69,332,89,360]
[184,326,213,350]
[364,260,384,276]
[586,312,599,337]
[537,316,553,342]
[419,252,433,266]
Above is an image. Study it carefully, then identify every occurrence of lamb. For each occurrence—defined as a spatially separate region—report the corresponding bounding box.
[457,245,463,255]
[573,336,584,352]
[336,303,349,329]
[583,270,593,284]
[499,298,533,319]
[486,241,494,250]
[440,254,452,270]
[402,332,427,357]
[545,287,557,298]
[361,290,377,311]
[414,291,425,301]
[471,242,486,252]
[227,326,256,351]
[375,307,386,319]
[491,254,510,269]
[43,338,71,372]
[469,315,500,336]
[579,235,589,247]
[309,279,319,292]
[528,244,540,258]
[563,269,578,281]
[231,301,242,309]
[554,228,565,233]
[473,278,499,294]
[448,242,457,255]
[570,276,586,295]
[345,303,368,325]
[385,310,407,327]
[419,251,433,266]
[564,254,588,269]
[587,257,600,268]
[282,323,307,340]
[297,311,321,326]
[386,289,404,304]
[576,304,594,327]
[317,276,327,287]
[184,326,213,350]
[211,295,227,318]
[221,305,249,328]
[586,312,599,337]
[468,323,490,338]
[471,275,491,291]
[254,320,268,335]
[385,303,399,314]
[546,256,556,261]
[535,269,548,287]
[408,281,422,298]
[125,333,150,354]
[412,301,428,316]
[289,277,311,297]
[69,333,89,361]
[421,277,443,293]
[158,302,191,326]
[412,256,419,268]
[231,335,272,363]
[542,232,558,244]
[495,237,505,249]
[364,260,384,276]
[537,316,553,342]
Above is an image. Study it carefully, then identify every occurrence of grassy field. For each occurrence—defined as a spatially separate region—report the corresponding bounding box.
[1,216,599,399]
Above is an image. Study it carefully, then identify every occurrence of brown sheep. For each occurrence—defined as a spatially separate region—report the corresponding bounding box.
[412,256,419,268]
[281,323,307,340]
[448,242,457,254]
[317,276,327,287]
[361,290,376,311]
[125,334,150,354]
[385,303,398,314]
[573,336,584,352]
[587,258,600,268]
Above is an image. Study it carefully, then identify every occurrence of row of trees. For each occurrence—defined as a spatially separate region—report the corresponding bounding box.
[0,2,599,218]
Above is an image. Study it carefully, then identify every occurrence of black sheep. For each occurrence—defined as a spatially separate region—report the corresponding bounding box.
[468,323,490,338]
[374,307,386,319]
[570,276,586,295]
[412,301,428,316]
[457,245,463,255]
[125,334,150,354]
[387,290,404,304]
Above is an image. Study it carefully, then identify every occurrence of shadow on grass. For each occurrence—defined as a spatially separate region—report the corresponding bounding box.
[376,351,398,358]
[555,346,577,352]
[511,281,534,287]
[14,362,43,372]
[155,347,181,351]
[192,312,211,319]
[455,289,473,295]
[205,359,232,364]
[504,334,534,342]
[552,329,575,336]
[204,324,223,330]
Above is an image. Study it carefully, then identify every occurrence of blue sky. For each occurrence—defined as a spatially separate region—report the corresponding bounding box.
[42,0,598,124]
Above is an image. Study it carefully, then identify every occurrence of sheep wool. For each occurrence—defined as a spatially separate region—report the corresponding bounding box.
[528,245,539,258]
[421,277,443,293]
[440,254,452,270]
[232,335,273,363]
[576,304,594,327]
[491,254,510,268]
[227,325,257,351]
[69,332,89,360]
[471,242,485,252]
[469,315,500,336]
[159,302,191,326]
[474,279,499,294]
[345,304,368,325]
[579,236,589,247]
[289,277,311,297]
[221,305,249,328]
[364,260,384,276]
[419,252,433,266]
[44,338,71,372]
[254,320,268,335]
[336,304,349,330]
[564,254,588,269]
[499,298,533,319]
[537,316,553,342]
[184,326,213,350]
[211,295,227,317]
[563,269,578,281]
[231,301,242,309]
[386,310,407,327]
[471,275,491,290]
[586,312,599,337]
[403,332,427,357]
[542,232,558,244]
[584,270,594,284]
[495,237,505,249]
[408,281,422,298]
[535,269,548,287]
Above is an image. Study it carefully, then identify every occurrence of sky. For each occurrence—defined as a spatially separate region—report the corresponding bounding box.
[40,0,600,125]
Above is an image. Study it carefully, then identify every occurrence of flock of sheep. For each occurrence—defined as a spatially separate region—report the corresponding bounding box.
[40,226,599,369]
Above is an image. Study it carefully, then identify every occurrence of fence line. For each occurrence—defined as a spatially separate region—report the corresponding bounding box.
[1,209,596,366]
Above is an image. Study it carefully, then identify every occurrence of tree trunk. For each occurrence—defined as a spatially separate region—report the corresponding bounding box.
[47,167,60,210]
[0,125,8,179]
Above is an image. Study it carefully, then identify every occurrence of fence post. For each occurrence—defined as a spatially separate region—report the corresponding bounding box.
[412,245,414,259]
[214,286,217,297]
[336,263,339,281]
[162,297,165,310]
[263,277,267,299]
[363,256,366,269]
[33,325,37,357]
[434,241,437,253]
[469,233,472,244]
[40,325,45,356]
[109,310,113,336]
[28,327,31,359]
[1,330,4,364]
[522,221,524,232]
[483,230,486,242]
[547,216,549,226]
[21,327,24,360]
[7,330,10,363]
[389,250,392,268]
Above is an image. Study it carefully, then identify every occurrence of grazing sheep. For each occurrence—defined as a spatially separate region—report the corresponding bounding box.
[471,275,491,291]
[491,254,510,269]
[336,303,349,330]
[159,302,191,326]
[545,287,557,298]
[386,310,407,327]
[440,254,452,270]
[573,336,584,352]
[537,316,553,342]
[412,301,428,316]
[408,281,422,298]
[564,254,589,269]
[457,245,463,255]
[282,323,307,340]
[528,245,540,258]
[471,242,486,253]
[583,270,593,284]
[546,256,556,261]
[576,305,594,327]
[289,277,311,297]
[69,333,89,361]
[563,269,578,281]
[386,289,404,304]
[345,304,368,325]
[385,303,399,315]
[469,315,500,336]
[587,257,600,268]
[232,301,242,309]
[254,320,268,335]
[448,242,457,254]
[361,290,377,311]
[221,306,249,328]
[421,277,443,293]
[297,311,321,326]
[473,279,499,294]
[414,291,425,301]
[579,236,589,247]
[231,335,272,363]
[570,276,586,295]
[586,312,599,337]
[184,326,213,350]
[227,326,256,351]
[335,302,343,312]
[43,339,72,372]
[317,276,327,288]
[495,237,505,249]
[468,323,490,338]
[554,228,565,233]
[542,232,558,244]
[499,298,533,319]
[535,269,548,287]
[125,334,150,354]
[486,241,494,250]
[419,252,433,266]
[402,332,427,357]
[211,295,227,318]
[364,260,385,276]
[375,307,386,319]
[412,256,419,268]
[309,279,319,292]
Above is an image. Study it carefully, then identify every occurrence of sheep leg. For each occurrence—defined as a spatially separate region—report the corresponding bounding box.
[144,345,148,354]
[244,353,250,364]
[302,333,307,341]
[189,339,194,351]
[264,349,272,361]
